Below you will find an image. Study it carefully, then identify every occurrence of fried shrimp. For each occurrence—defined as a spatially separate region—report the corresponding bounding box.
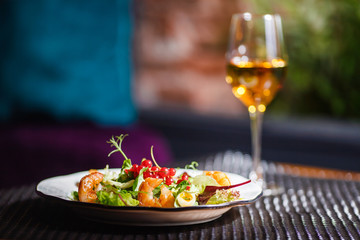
[138,178,175,208]
[78,171,104,203]
[204,171,231,186]
[159,185,175,207]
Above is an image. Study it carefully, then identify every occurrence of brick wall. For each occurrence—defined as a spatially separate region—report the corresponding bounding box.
[133,0,249,117]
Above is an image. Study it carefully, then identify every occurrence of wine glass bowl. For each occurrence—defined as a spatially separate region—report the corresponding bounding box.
[225,13,287,193]
[226,58,286,111]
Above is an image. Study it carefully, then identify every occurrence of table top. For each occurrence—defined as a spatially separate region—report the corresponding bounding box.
[1,150,359,240]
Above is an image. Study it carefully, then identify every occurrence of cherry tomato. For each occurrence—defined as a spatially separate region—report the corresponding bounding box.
[168,168,176,176]
[165,176,174,185]
[186,186,191,190]
[141,159,153,168]
[159,167,169,178]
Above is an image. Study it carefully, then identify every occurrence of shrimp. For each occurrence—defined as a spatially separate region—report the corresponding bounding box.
[204,171,231,186]
[138,178,175,208]
[159,185,175,208]
[78,171,104,203]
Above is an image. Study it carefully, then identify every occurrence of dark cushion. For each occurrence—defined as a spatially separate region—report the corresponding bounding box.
[0,123,174,189]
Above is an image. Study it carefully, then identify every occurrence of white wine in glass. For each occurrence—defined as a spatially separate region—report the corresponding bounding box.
[225,13,287,194]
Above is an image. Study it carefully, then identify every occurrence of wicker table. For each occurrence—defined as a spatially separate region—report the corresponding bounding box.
[1,151,359,239]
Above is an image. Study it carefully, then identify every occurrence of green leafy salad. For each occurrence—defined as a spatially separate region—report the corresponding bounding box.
[72,134,250,208]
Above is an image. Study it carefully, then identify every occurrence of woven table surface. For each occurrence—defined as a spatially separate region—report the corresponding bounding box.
[1,151,359,240]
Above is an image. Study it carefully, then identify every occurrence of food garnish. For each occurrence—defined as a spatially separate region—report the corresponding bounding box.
[198,180,251,205]
[73,134,251,208]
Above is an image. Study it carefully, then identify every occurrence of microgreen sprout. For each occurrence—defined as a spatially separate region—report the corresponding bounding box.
[185,161,199,170]
[107,134,129,160]
[150,145,161,168]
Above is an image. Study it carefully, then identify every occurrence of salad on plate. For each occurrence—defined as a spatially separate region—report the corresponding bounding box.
[72,134,251,208]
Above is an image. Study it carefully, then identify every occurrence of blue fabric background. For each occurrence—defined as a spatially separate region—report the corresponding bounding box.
[0,0,136,125]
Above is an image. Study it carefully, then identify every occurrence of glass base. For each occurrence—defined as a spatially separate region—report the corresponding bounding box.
[250,171,284,196]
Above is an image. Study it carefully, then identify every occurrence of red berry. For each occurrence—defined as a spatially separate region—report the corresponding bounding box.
[165,176,174,185]
[181,173,189,181]
[143,171,153,179]
[141,159,153,168]
[150,166,159,172]
[137,165,145,172]
[159,167,169,178]
[132,164,139,172]
[169,168,176,176]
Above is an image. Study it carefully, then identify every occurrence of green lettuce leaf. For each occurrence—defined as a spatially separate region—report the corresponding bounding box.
[102,165,134,189]
[206,190,242,205]
[117,158,134,183]
[121,158,132,171]
[97,190,139,206]
[71,191,79,201]
[191,175,219,194]
[132,167,147,192]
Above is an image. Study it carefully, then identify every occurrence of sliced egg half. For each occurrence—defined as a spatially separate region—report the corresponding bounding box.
[176,191,196,207]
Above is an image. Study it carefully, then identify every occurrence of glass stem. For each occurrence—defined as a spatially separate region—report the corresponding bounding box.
[249,109,264,183]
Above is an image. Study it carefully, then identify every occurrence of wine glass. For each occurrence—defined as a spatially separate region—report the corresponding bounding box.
[225,13,287,195]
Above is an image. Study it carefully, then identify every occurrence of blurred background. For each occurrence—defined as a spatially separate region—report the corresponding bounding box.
[1,0,359,188]
[134,0,360,119]
[133,0,360,168]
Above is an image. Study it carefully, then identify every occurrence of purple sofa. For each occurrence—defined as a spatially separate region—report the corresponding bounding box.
[0,122,174,189]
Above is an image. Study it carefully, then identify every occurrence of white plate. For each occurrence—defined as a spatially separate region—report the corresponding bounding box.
[36,168,262,226]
